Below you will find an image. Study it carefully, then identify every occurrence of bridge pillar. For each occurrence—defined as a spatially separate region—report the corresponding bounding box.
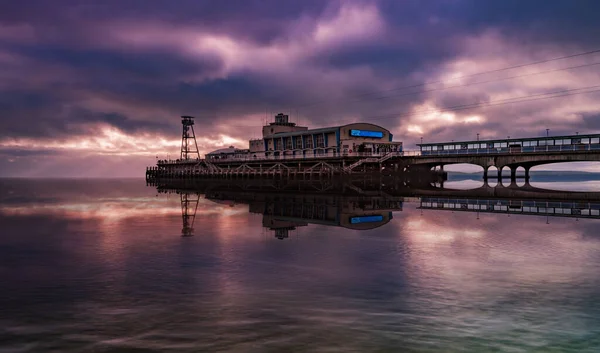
[483,167,489,182]
[510,166,517,182]
[525,166,531,181]
[497,168,502,181]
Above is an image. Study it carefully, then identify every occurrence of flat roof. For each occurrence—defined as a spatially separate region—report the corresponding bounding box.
[207,147,249,155]
[270,126,339,138]
[267,122,391,139]
[417,133,600,146]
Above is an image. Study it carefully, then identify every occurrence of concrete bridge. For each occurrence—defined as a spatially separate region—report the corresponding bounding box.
[405,133,600,180]
[401,150,600,181]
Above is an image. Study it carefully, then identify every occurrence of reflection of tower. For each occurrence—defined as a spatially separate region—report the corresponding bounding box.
[181,193,200,237]
[180,116,200,160]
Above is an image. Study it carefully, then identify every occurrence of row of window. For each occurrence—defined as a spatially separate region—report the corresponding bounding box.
[271,135,326,150]
[421,137,600,151]
[421,202,600,215]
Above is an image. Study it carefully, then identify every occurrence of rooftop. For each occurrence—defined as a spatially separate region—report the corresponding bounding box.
[417,132,600,146]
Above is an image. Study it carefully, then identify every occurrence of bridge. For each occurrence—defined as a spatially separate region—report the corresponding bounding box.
[409,133,600,181]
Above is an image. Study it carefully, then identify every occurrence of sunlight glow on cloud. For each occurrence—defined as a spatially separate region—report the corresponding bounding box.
[402,102,485,136]
[0,125,245,157]
[314,4,385,44]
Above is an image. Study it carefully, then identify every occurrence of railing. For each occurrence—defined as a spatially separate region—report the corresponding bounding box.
[195,151,403,164]
[419,143,600,157]
[154,143,600,166]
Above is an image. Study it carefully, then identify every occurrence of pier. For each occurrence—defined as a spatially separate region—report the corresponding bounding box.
[146,116,600,181]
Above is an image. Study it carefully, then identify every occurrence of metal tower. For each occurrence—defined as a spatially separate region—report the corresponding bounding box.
[180,116,200,160]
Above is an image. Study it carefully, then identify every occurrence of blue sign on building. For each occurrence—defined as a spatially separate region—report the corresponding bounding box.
[349,215,384,224]
[350,129,384,138]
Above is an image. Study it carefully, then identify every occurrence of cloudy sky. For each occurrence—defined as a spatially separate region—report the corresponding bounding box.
[1,0,600,177]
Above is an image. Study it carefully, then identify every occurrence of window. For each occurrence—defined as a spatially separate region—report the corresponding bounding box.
[556,139,563,145]
[501,142,508,148]
[494,142,502,148]
[563,139,571,145]
[538,140,547,146]
[444,145,454,150]
[315,134,325,148]
[296,137,303,149]
[285,137,293,150]
[592,138,600,144]
[468,144,477,149]
[431,146,438,151]
[582,138,590,144]
[305,136,313,149]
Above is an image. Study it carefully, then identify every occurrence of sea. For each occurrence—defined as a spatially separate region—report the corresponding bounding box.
[1,176,600,352]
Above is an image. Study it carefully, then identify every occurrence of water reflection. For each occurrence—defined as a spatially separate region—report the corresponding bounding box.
[2,178,600,352]
[150,177,600,237]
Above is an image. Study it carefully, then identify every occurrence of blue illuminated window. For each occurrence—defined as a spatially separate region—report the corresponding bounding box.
[350,129,384,138]
[350,215,384,224]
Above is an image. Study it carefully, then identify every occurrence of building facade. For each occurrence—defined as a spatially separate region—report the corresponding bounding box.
[219,113,402,159]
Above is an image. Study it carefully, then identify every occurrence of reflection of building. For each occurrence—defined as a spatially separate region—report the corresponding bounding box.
[249,195,402,239]
[169,177,406,239]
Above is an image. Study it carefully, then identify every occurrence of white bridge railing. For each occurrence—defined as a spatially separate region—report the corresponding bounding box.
[418,143,600,157]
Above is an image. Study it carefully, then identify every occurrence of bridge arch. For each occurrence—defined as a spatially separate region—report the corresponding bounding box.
[434,163,484,173]
[486,166,499,187]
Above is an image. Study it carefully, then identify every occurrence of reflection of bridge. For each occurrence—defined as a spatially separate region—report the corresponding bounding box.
[415,182,600,220]
[420,197,600,219]
[155,176,600,236]
[411,133,600,181]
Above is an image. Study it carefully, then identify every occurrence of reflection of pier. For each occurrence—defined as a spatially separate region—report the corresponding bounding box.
[163,176,600,237]
[163,177,408,238]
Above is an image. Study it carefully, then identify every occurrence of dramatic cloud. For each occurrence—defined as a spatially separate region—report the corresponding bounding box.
[1,0,600,176]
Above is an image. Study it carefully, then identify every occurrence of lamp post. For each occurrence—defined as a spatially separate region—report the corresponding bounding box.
[420,137,423,144]
[477,133,479,141]
[546,128,549,137]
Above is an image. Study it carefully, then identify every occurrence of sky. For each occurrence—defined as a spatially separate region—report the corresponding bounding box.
[1,0,600,177]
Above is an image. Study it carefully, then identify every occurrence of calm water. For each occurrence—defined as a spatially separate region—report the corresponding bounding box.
[1,178,600,352]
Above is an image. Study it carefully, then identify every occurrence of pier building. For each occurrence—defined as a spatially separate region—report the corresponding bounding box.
[206,113,402,161]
